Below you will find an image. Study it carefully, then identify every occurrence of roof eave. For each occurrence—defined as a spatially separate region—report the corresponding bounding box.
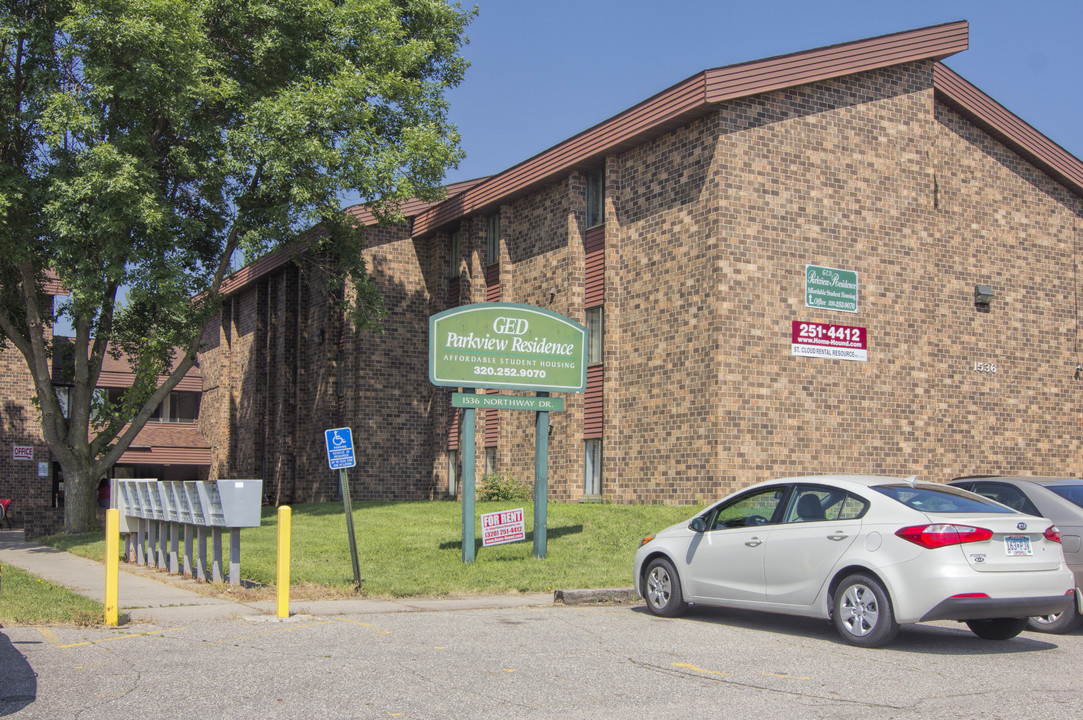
[411,20,970,238]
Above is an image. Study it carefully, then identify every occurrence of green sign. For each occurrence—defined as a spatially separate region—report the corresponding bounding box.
[806,265,859,313]
[429,303,587,393]
[452,393,564,412]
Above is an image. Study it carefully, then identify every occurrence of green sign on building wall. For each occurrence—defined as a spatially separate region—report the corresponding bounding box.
[429,303,587,393]
[806,265,859,313]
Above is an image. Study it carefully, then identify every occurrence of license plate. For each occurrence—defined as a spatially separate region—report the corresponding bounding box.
[1005,535,1033,556]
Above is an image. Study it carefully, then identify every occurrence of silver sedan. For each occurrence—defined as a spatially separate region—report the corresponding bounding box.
[634,475,1074,647]
[949,475,1083,633]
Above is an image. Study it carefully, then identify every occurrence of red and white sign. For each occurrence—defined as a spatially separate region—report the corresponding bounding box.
[481,507,526,547]
[12,446,33,461]
[792,321,867,362]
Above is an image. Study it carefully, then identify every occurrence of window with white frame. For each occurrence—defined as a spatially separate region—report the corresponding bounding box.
[584,439,602,496]
[585,307,603,365]
[487,214,500,266]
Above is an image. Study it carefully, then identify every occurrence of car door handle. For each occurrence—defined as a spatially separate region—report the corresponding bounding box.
[827,533,849,542]
[745,537,763,547]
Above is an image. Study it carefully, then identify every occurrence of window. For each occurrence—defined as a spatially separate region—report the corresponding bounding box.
[449,230,461,279]
[1048,484,1083,509]
[148,392,200,423]
[707,486,787,530]
[485,447,498,476]
[584,439,602,496]
[874,484,1015,514]
[970,482,1041,516]
[586,168,604,229]
[447,450,459,498]
[784,486,868,523]
[54,386,72,419]
[585,307,603,365]
[487,214,500,266]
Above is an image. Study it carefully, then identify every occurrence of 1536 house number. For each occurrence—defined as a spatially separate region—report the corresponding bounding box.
[973,361,998,374]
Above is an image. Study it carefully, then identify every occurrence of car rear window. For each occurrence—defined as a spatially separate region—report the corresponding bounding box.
[873,484,1016,514]
[1047,485,1083,509]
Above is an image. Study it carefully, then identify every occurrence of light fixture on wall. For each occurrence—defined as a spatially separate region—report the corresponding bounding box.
[974,284,995,309]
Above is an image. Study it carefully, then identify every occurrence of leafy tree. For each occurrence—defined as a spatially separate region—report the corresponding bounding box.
[0,0,472,532]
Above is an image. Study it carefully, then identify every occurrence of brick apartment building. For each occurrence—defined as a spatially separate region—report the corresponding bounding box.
[196,21,1083,507]
[5,21,1083,527]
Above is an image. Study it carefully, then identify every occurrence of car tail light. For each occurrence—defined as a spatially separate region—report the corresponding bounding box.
[895,524,993,549]
[1044,525,1062,543]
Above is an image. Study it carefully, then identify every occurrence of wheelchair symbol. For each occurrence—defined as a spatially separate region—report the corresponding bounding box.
[332,431,346,447]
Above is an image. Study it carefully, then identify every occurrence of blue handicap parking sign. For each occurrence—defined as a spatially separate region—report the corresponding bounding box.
[324,427,356,469]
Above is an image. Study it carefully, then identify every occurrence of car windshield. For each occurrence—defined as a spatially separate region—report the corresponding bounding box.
[874,483,1016,514]
[1047,485,1083,509]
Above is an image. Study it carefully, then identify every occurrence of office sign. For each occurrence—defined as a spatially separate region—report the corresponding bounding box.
[792,321,868,362]
[12,446,32,461]
[429,303,587,393]
[806,265,859,313]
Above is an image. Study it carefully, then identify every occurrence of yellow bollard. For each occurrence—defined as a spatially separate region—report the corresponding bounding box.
[276,506,291,618]
[104,509,119,626]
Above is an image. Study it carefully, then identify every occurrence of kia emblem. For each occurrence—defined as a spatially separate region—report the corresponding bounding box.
[1017,522,1028,531]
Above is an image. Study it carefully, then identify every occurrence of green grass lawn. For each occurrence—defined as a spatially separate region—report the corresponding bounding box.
[43,500,698,597]
[0,563,103,626]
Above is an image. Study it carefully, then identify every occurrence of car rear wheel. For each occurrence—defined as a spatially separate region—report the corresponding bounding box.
[643,558,687,617]
[1027,603,1083,634]
[965,617,1029,640]
[832,574,899,648]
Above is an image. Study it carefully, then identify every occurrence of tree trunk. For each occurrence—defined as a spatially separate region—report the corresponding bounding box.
[63,465,99,534]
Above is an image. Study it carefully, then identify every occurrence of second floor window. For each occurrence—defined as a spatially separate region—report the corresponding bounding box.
[449,230,461,279]
[150,392,200,423]
[586,168,604,229]
[586,307,603,365]
[487,214,500,266]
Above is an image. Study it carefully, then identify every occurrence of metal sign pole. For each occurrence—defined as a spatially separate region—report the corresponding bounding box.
[534,391,549,559]
[339,468,362,588]
[324,428,362,588]
[461,387,476,564]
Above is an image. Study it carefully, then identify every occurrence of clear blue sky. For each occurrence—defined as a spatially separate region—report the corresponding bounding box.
[434,0,1082,187]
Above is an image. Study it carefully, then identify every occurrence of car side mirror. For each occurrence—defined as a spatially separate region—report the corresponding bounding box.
[689,517,707,533]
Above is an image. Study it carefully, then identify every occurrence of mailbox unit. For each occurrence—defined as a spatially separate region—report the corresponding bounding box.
[116,479,263,586]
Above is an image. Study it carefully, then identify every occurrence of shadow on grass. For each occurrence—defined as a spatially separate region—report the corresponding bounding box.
[438,524,584,551]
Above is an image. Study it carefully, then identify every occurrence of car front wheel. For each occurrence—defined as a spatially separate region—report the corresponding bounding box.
[832,574,899,647]
[966,617,1029,640]
[1027,603,1083,634]
[643,558,687,617]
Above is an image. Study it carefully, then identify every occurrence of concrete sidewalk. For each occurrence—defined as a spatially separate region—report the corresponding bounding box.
[0,529,559,625]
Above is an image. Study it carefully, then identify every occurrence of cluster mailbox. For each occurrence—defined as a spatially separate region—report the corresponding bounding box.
[115,479,263,586]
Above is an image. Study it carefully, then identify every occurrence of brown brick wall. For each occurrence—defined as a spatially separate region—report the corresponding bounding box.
[195,58,1083,508]
[1,304,60,535]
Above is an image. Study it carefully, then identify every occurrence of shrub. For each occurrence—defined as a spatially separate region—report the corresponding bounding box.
[477,469,533,501]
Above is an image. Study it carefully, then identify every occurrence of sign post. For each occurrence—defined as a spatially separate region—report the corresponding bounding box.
[460,389,476,563]
[429,303,587,562]
[324,427,362,588]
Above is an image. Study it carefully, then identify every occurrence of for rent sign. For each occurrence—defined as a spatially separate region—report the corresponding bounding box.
[481,508,526,547]
[429,303,587,393]
[792,321,868,362]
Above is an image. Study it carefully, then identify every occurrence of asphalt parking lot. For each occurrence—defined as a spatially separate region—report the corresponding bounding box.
[3,600,1082,719]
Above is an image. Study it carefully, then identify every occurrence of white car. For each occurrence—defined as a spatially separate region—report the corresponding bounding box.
[633,475,1074,647]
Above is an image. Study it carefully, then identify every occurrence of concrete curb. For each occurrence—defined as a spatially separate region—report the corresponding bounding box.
[554,587,639,605]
